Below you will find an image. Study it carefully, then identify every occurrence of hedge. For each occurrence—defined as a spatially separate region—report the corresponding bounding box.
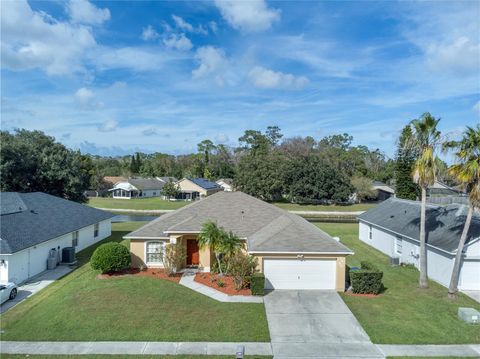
[251,273,265,296]
[349,261,384,295]
[91,242,131,274]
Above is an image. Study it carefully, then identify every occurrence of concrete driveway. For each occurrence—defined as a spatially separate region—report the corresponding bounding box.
[264,290,384,358]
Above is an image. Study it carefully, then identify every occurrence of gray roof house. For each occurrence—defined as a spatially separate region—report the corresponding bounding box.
[358,198,480,291]
[109,177,177,199]
[126,191,353,291]
[0,192,114,283]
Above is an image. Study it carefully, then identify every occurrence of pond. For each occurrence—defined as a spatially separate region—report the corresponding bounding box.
[112,214,160,222]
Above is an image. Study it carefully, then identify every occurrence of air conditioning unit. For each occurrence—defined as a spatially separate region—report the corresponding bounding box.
[390,256,400,266]
[62,247,76,264]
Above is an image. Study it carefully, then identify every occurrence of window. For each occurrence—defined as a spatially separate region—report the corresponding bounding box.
[369,225,372,240]
[153,192,156,196]
[72,231,79,247]
[94,223,99,238]
[146,241,163,264]
[396,236,403,255]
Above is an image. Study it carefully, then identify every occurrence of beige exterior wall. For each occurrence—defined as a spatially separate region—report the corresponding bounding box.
[253,253,348,292]
[177,179,208,196]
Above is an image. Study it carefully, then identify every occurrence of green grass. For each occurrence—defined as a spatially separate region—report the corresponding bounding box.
[1,356,271,359]
[316,222,480,344]
[89,196,375,212]
[0,222,269,342]
[88,197,188,210]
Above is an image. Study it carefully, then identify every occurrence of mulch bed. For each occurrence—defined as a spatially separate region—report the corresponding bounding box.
[344,291,380,298]
[194,272,252,296]
[97,268,182,283]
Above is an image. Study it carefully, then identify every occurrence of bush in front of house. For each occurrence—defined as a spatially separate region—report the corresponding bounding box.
[91,242,131,274]
[349,261,384,295]
[229,253,257,290]
[251,273,265,296]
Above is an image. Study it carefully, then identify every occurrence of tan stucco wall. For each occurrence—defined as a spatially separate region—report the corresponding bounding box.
[130,239,146,268]
[253,253,348,292]
[177,179,208,196]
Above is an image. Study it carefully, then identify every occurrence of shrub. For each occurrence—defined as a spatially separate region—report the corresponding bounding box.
[216,279,225,288]
[91,242,131,274]
[229,253,257,290]
[211,259,228,275]
[163,243,187,276]
[350,263,384,295]
[251,273,265,296]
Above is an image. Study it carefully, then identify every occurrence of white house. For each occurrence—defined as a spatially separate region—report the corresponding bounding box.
[216,178,234,192]
[358,198,480,291]
[0,192,114,284]
[109,177,176,199]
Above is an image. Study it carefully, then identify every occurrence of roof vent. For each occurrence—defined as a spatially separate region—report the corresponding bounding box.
[241,210,245,220]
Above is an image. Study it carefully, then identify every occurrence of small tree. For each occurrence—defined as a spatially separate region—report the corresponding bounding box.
[229,253,257,290]
[219,230,242,274]
[351,176,377,202]
[198,221,226,276]
[162,180,179,200]
[395,126,420,200]
[162,243,187,276]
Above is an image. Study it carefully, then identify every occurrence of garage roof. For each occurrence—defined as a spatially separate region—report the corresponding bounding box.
[125,191,352,254]
[0,192,115,254]
[358,198,480,253]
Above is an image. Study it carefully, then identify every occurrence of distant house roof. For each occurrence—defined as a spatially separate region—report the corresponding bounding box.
[157,177,177,183]
[358,198,480,253]
[371,181,395,194]
[103,176,127,185]
[216,178,233,185]
[110,178,171,191]
[188,178,221,190]
[125,191,352,254]
[0,192,114,254]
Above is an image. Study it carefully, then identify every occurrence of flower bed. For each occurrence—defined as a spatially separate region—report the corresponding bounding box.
[195,272,252,296]
[97,268,182,283]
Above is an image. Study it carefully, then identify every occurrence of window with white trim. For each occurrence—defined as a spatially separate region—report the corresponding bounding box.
[146,241,164,264]
[94,223,99,238]
[395,236,402,255]
[369,225,372,240]
[72,231,79,247]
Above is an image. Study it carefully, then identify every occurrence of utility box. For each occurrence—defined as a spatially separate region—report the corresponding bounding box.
[62,247,76,263]
[458,307,479,324]
[47,257,57,270]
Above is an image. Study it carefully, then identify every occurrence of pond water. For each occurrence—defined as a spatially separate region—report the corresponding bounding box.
[112,214,160,222]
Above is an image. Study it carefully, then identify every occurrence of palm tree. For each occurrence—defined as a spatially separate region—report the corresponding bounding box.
[444,125,480,299]
[407,113,442,289]
[197,220,226,276]
[220,231,242,274]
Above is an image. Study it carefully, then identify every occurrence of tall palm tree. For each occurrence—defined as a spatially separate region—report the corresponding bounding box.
[407,113,442,289]
[197,220,226,276]
[444,125,480,299]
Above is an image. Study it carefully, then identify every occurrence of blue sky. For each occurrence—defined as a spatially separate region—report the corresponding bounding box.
[1,0,479,158]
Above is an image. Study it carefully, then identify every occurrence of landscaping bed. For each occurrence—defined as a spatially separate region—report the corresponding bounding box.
[316,222,480,344]
[195,272,252,296]
[97,268,182,283]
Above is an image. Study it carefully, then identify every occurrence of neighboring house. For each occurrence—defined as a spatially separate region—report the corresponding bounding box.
[371,181,395,201]
[0,192,114,284]
[86,176,127,198]
[428,180,464,197]
[125,191,353,291]
[216,178,234,192]
[358,198,480,290]
[109,177,177,199]
[175,178,223,200]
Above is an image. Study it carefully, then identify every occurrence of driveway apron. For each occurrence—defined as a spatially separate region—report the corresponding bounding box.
[264,290,384,358]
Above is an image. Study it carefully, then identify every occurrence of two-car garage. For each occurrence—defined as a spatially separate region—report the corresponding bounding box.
[261,257,341,290]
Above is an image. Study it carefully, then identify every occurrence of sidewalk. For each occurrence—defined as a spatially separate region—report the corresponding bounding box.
[179,269,263,303]
[377,344,480,357]
[0,341,273,356]
[0,265,73,314]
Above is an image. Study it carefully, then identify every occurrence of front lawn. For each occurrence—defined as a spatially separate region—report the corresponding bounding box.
[316,223,480,344]
[0,222,269,342]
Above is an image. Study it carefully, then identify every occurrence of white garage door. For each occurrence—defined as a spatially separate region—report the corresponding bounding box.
[459,261,480,290]
[263,258,336,290]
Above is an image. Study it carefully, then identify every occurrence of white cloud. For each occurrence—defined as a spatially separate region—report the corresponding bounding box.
[248,66,308,90]
[141,25,160,41]
[74,87,103,109]
[142,128,158,136]
[473,101,480,115]
[67,0,110,25]
[98,119,118,132]
[215,133,229,143]
[214,0,280,32]
[209,21,218,33]
[163,34,193,51]
[192,46,228,85]
[426,37,480,75]
[92,46,174,71]
[1,0,96,75]
[172,14,194,32]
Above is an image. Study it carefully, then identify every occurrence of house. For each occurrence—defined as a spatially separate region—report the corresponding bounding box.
[124,191,353,290]
[175,178,223,200]
[109,177,177,199]
[371,181,395,201]
[216,178,234,192]
[358,198,480,290]
[428,180,464,197]
[0,192,114,284]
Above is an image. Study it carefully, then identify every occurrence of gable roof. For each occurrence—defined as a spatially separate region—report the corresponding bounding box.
[157,176,177,183]
[113,178,167,191]
[187,178,221,190]
[372,181,395,194]
[125,191,352,254]
[358,198,480,253]
[0,192,114,254]
[216,178,233,185]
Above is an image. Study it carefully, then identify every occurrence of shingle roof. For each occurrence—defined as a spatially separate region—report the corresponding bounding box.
[127,178,167,191]
[157,177,177,183]
[358,198,480,253]
[188,178,221,190]
[0,192,114,254]
[125,191,352,254]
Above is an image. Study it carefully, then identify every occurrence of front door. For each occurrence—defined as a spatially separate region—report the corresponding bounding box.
[186,240,199,266]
